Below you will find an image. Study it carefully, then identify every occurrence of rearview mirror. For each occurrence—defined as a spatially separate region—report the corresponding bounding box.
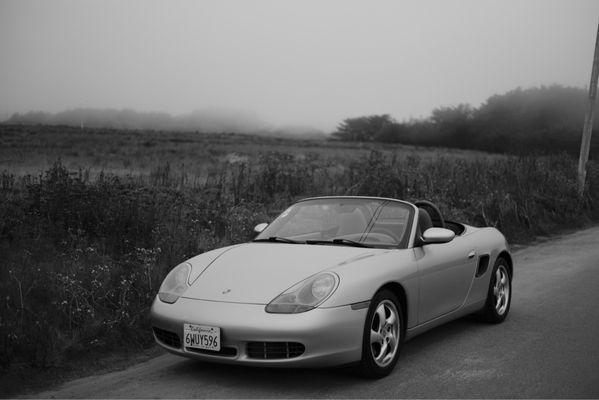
[421,227,455,245]
[254,223,268,233]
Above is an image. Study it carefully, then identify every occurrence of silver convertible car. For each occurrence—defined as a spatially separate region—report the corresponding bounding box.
[151,196,512,377]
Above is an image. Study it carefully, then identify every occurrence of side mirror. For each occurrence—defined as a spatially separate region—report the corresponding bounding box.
[421,227,455,245]
[254,223,268,233]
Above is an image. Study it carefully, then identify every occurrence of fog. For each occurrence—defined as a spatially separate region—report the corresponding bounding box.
[1,0,598,132]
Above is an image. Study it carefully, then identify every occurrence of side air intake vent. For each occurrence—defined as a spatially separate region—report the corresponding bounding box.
[476,255,490,277]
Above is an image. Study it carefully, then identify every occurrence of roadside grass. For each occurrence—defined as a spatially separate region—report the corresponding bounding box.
[1,124,598,392]
[0,345,163,397]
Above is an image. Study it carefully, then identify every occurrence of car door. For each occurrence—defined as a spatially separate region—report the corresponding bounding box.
[413,236,477,324]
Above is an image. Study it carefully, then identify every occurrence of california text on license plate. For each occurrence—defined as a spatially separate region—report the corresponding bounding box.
[183,323,221,351]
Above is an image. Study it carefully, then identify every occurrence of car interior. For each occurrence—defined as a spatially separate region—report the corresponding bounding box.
[335,207,406,245]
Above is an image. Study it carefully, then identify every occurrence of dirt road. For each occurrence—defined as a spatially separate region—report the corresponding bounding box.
[31,226,599,398]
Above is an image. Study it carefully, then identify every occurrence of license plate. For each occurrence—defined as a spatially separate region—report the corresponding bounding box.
[183,323,221,351]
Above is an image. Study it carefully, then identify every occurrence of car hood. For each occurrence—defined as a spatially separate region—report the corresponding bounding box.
[182,242,386,304]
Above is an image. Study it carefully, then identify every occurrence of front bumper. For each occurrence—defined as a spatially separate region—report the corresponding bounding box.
[150,296,368,367]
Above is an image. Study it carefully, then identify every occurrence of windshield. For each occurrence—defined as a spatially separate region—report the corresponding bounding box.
[255,198,414,249]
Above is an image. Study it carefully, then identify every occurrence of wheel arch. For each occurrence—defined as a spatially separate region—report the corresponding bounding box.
[376,281,408,332]
[497,250,513,280]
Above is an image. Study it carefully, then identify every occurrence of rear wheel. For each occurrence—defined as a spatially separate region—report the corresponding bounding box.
[480,258,511,323]
[357,289,404,378]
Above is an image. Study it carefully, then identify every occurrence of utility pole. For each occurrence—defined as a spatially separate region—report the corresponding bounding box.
[578,21,599,196]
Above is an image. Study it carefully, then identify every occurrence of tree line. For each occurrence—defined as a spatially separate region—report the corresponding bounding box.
[5,108,327,139]
[331,85,599,155]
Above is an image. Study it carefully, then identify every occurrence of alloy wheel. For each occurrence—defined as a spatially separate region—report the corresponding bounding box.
[493,264,510,315]
[370,299,400,367]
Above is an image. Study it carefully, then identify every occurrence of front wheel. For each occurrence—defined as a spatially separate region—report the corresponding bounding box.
[480,258,512,323]
[356,289,404,378]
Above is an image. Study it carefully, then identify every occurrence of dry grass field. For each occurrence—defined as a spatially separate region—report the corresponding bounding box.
[0,124,500,177]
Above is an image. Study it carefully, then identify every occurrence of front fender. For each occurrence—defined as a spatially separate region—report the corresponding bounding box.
[320,249,419,329]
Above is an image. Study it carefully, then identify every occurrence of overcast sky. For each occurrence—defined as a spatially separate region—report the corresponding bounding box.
[1,0,598,131]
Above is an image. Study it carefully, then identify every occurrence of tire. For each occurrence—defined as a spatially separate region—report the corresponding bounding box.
[480,257,512,323]
[356,289,404,378]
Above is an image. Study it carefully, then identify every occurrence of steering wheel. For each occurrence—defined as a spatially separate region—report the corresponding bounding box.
[415,200,445,229]
[363,232,396,244]
[369,228,400,243]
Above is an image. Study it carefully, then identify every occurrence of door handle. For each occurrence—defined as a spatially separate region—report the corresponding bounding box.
[467,250,476,259]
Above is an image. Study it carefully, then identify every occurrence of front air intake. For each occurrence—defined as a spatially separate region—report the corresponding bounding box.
[246,341,305,359]
[153,327,181,348]
[185,346,238,357]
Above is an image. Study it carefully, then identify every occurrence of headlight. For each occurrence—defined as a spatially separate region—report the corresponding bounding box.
[265,272,339,313]
[158,262,192,303]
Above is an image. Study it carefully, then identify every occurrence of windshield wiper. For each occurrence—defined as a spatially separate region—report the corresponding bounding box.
[306,238,373,248]
[332,238,374,248]
[253,236,302,244]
